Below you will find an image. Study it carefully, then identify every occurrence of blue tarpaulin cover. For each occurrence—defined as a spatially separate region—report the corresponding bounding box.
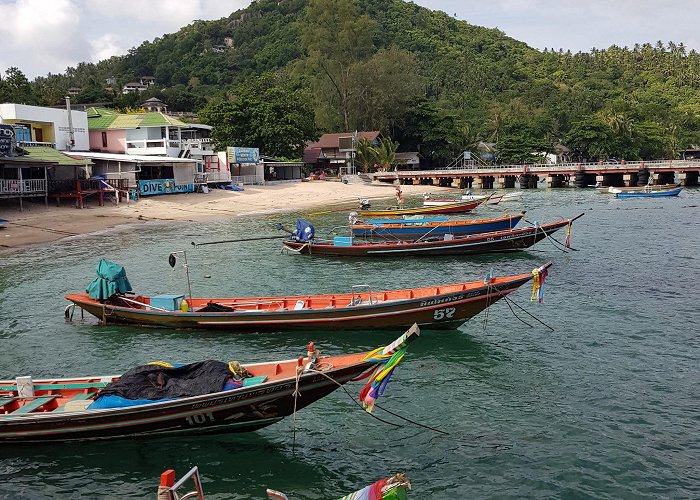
[86,259,133,301]
[293,219,315,242]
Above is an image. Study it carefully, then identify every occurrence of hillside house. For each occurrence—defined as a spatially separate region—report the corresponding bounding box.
[304,131,381,174]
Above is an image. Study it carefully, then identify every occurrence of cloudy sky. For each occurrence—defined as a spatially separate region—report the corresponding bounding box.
[1,0,698,79]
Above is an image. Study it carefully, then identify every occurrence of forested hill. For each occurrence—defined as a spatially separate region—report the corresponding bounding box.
[4,0,700,163]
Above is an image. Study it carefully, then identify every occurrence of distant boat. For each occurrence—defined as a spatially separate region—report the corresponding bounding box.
[358,199,482,216]
[0,219,7,229]
[598,183,679,194]
[614,187,682,198]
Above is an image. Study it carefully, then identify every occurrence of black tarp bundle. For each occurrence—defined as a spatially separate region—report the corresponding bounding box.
[98,360,232,400]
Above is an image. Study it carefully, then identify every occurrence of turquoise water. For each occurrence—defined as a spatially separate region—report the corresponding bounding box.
[0,189,699,499]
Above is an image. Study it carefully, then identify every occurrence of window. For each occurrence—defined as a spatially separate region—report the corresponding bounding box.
[101,132,107,148]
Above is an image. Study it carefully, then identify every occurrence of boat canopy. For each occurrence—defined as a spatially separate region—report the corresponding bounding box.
[292,219,315,242]
[86,259,133,301]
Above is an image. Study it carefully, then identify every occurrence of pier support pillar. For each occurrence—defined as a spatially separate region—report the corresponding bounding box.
[473,177,484,189]
[493,176,504,189]
[679,171,699,186]
[546,175,565,188]
[623,173,638,187]
[637,169,650,186]
[502,176,516,188]
[458,178,468,189]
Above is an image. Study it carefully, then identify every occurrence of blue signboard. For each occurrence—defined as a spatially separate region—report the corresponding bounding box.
[227,147,259,164]
[139,179,195,196]
[481,153,495,161]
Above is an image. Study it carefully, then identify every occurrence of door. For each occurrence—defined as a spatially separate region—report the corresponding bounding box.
[34,128,43,142]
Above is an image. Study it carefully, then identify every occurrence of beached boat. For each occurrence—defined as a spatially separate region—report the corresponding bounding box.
[351,212,525,239]
[358,199,482,217]
[64,258,545,331]
[284,215,582,257]
[614,186,682,198]
[0,326,418,443]
[158,467,411,500]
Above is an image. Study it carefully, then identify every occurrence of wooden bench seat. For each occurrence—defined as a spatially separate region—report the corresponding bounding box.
[11,395,59,415]
[55,392,97,412]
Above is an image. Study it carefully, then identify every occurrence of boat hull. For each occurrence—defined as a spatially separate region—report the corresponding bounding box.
[65,273,535,332]
[286,220,569,257]
[0,363,370,443]
[351,214,524,238]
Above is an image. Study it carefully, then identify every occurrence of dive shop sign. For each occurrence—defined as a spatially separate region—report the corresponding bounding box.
[138,179,194,196]
[0,125,15,156]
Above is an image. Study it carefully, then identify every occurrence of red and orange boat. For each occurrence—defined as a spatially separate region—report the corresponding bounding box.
[0,326,418,443]
[64,260,550,332]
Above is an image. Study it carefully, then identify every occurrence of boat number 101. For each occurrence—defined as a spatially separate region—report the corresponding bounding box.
[433,307,456,320]
[186,412,215,425]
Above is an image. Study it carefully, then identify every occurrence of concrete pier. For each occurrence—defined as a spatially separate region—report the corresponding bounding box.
[372,159,700,188]
[679,171,699,186]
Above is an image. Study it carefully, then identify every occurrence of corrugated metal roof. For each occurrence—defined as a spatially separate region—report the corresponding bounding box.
[305,131,381,150]
[87,107,188,130]
[21,146,91,166]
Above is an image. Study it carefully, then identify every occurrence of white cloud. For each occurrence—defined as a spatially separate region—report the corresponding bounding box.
[0,0,89,75]
[90,34,124,64]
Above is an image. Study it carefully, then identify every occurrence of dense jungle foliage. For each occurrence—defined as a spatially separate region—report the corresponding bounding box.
[3,0,700,163]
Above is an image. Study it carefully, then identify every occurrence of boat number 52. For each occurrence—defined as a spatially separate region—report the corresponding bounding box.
[433,307,456,320]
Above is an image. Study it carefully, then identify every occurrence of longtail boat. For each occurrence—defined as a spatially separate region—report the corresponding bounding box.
[158,467,411,500]
[64,259,547,331]
[0,326,418,443]
[614,186,682,198]
[357,199,482,217]
[351,212,525,238]
[597,183,679,193]
[284,215,582,257]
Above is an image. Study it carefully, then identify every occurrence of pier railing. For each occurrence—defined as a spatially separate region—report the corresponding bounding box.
[373,159,700,179]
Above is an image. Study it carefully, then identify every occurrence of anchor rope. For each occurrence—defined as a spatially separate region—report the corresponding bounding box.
[305,368,448,435]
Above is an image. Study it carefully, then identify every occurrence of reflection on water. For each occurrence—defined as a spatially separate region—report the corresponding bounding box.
[1,189,699,498]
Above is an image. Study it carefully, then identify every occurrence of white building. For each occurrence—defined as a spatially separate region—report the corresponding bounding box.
[0,103,89,151]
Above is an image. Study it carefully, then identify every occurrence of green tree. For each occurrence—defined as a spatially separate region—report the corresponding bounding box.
[301,0,377,131]
[371,137,399,170]
[354,137,378,172]
[199,72,317,159]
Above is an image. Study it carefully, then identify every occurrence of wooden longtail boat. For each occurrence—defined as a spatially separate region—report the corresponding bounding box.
[158,467,411,500]
[596,183,679,193]
[284,216,581,257]
[64,260,547,331]
[614,186,682,198]
[0,326,418,443]
[357,199,482,217]
[351,212,525,239]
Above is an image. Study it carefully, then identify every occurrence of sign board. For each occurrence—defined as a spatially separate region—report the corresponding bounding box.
[0,124,15,157]
[463,151,472,160]
[226,147,259,164]
[481,153,495,161]
[338,136,354,152]
[138,179,194,196]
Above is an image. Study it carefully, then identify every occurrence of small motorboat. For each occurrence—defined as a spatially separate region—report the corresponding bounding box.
[614,186,682,198]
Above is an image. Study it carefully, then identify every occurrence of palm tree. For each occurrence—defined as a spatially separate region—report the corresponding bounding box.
[371,137,399,171]
[355,137,378,172]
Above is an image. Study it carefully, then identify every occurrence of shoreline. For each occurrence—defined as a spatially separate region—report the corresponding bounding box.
[0,181,454,255]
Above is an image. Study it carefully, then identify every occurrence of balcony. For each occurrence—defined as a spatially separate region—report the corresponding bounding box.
[125,139,182,157]
[0,178,47,196]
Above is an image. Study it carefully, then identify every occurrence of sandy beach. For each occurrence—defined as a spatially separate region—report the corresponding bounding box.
[0,181,454,254]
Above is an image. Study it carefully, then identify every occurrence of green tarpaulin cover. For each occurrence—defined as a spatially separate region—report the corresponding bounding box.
[86,259,132,301]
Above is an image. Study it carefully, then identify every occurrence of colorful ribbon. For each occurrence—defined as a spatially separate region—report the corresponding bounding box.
[531,266,548,303]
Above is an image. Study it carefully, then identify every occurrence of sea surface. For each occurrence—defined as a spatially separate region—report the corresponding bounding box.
[0,188,698,499]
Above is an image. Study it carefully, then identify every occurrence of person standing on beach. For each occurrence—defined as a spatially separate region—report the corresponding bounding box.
[395,185,404,208]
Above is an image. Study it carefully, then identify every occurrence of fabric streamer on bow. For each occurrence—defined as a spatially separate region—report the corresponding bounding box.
[565,220,572,248]
[531,266,549,303]
[358,328,416,413]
